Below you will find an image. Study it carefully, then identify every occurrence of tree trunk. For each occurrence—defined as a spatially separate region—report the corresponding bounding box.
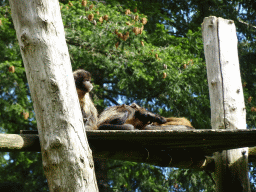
[202,16,250,192]
[9,0,98,191]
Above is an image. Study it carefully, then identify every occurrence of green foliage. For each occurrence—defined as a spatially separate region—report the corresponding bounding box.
[61,1,209,129]
[239,41,256,129]
[0,6,36,134]
[104,0,256,129]
[1,0,256,191]
[0,4,47,191]
[59,2,211,191]
[170,168,215,191]
[108,161,171,191]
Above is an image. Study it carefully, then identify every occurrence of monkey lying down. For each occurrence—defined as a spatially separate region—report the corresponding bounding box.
[73,69,193,130]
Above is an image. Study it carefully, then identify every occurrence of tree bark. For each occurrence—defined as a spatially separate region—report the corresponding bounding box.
[202,16,250,192]
[9,0,98,191]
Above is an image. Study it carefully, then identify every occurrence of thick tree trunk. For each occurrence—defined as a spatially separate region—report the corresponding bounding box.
[9,0,98,191]
[202,16,250,192]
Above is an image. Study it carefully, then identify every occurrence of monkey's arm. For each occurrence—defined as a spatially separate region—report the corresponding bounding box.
[98,111,135,130]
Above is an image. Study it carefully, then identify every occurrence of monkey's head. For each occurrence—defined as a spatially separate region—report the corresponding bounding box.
[73,69,93,93]
[130,103,167,127]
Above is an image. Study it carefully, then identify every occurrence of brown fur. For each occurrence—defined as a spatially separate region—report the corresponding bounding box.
[74,70,193,130]
[73,69,98,130]
[98,103,167,130]
[152,117,193,128]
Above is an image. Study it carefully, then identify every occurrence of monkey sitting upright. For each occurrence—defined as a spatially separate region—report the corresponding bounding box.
[73,69,98,130]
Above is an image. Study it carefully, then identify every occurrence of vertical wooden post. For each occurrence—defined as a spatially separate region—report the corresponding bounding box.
[9,0,98,191]
[202,16,250,192]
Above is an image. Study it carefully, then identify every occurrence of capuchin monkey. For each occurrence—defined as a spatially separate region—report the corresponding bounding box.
[73,69,98,130]
[97,103,167,130]
[73,69,167,130]
[97,103,193,130]
[73,69,193,130]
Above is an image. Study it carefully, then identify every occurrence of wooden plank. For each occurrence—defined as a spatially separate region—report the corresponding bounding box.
[202,16,250,192]
[2,129,256,171]
[2,128,256,153]
[86,129,256,155]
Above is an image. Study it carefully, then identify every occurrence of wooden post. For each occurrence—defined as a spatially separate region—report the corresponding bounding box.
[202,16,250,191]
[9,0,98,191]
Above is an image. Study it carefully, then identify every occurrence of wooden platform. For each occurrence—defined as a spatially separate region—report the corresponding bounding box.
[1,126,256,170]
[87,127,256,155]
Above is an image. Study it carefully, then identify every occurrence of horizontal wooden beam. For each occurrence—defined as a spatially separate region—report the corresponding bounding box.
[1,128,256,171]
[87,128,256,155]
[0,133,40,151]
[3,128,256,154]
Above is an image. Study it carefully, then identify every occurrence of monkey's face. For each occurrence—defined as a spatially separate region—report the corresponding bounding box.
[74,69,93,93]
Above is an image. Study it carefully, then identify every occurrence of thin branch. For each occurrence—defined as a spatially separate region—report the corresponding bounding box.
[237,18,256,29]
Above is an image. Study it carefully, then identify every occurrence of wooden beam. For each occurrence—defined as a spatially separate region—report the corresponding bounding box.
[2,128,256,172]
[86,129,256,154]
[17,128,256,154]
[0,133,40,152]
[202,16,250,192]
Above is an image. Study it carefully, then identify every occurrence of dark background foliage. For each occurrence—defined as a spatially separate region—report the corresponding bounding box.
[0,0,255,191]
